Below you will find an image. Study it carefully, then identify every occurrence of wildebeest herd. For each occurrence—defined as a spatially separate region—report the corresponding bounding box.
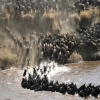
[21,63,100,98]
[1,0,100,17]
[2,0,100,99]
[3,0,100,65]
[40,21,100,64]
[4,20,100,65]
[4,20,100,98]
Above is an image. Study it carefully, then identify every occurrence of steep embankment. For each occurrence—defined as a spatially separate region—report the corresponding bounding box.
[0,5,100,69]
[0,29,19,69]
[0,13,57,69]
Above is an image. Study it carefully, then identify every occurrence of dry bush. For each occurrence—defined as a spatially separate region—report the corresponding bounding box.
[10,2,17,17]
[10,7,15,17]
[0,7,10,19]
[94,7,100,15]
[80,8,92,19]
[43,12,54,19]
[79,7,93,27]
[70,13,80,22]
[50,18,57,32]
[21,14,34,18]
[68,13,80,29]
[74,6,100,27]
[43,12,61,19]
[42,12,58,32]
[4,55,18,61]
[68,6,100,28]
[0,55,18,70]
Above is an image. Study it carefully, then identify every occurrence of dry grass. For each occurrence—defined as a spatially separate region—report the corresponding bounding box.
[0,48,17,60]
[79,7,99,27]
[3,55,17,61]
[70,7,100,28]
[94,7,99,15]
[0,48,18,69]
[71,13,80,19]
[0,7,10,19]
[80,7,93,21]
[42,12,58,32]
[70,13,80,23]
[0,30,18,69]
[50,18,58,32]
[10,7,15,17]
[21,14,34,18]
[43,12,61,18]
[68,13,80,30]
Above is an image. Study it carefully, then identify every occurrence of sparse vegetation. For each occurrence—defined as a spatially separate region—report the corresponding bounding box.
[69,7,100,28]
[0,7,10,19]
[79,7,93,27]
[69,13,80,29]
[5,55,18,61]
[0,54,18,70]
[21,14,34,18]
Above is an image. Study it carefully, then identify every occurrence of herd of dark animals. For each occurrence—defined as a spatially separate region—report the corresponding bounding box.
[1,0,100,99]
[2,0,100,64]
[4,21,100,98]
[21,64,100,98]
[1,0,100,17]
[41,21,100,64]
[4,20,100,66]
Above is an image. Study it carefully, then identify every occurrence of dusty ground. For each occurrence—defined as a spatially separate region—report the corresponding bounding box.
[0,29,20,69]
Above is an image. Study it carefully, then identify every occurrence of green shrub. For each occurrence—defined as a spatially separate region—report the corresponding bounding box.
[5,55,18,61]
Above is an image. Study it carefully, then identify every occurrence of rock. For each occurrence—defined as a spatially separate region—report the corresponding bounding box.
[67,51,83,63]
[94,51,100,60]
